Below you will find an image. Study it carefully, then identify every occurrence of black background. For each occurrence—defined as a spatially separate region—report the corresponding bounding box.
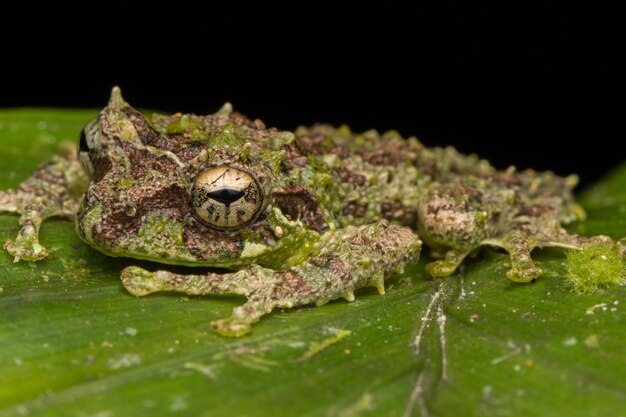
[1,10,622,187]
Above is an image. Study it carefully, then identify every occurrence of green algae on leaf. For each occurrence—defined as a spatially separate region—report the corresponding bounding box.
[565,243,625,293]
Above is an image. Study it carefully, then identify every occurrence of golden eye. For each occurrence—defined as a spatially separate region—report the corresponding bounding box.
[191,166,263,230]
[77,118,100,176]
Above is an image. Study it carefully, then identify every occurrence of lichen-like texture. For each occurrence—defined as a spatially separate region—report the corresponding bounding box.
[566,244,625,293]
[2,109,626,417]
[1,88,623,337]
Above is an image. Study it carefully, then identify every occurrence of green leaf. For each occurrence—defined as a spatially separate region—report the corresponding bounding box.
[1,109,625,417]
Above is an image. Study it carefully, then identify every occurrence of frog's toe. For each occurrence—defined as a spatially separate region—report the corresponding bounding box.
[425,249,471,277]
[506,265,543,283]
[121,266,162,296]
[211,317,251,337]
[4,238,49,262]
[485,232,544,283]
[426,260,457,277]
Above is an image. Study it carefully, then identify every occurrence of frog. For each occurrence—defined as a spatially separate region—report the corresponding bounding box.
[0,87,620,337]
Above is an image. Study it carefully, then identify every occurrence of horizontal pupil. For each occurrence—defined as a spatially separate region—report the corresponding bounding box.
[207,188,245,205]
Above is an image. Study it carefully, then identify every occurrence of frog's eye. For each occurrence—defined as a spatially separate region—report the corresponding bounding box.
[191,166,263,230]
[78,129,89,153]
[77,118,100,175]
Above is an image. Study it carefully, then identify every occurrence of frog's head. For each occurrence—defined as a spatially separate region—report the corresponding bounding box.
[77,87,324,269]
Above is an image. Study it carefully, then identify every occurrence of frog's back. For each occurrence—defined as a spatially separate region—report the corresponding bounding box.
[142,107,497,234]
[278,123,496,231]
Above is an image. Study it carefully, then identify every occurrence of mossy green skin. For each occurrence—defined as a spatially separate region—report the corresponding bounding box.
[0,87,622,336]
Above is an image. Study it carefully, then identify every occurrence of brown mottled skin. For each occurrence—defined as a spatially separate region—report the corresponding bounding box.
[0,87,617,336]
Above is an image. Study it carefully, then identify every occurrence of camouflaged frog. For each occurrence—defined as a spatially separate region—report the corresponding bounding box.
[0,87,618,336]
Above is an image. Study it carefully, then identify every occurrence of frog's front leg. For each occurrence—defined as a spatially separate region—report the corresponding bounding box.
[122,220,422,337]
[0,146,87,262]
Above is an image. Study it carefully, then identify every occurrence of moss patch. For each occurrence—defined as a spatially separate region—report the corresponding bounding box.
[565,243,625,293]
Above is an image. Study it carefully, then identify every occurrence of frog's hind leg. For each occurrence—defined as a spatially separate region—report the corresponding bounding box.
[426,232,544,282]
[416,173,626,283]
[121,220,422,337]
[0,147,87,262]
[483,228,622,283]
[417,178,510,279]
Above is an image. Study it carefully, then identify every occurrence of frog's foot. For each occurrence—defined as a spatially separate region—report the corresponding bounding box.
[211,318,253,338]
[121,221,422,336]
[0,153,86,262]
[483,230,621,283]
[500,231,543,283]
[2,200,57,262]
[3,234,49,262]
[121,265,321,337]
[1,192,49,261]
[427,236,544,283]
[121,266,171,296]
[480,231,544,283]
[121,264,267,336]
[426,249,471,277]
